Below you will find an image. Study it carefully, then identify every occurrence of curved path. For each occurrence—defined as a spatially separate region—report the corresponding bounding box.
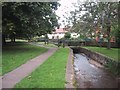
[2,47,57,89]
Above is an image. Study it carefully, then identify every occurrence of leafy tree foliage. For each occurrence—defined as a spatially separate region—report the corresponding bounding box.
[2,2,59,43]
[64,32,71,39]
[115,2,120,46]
[67,1,119,49]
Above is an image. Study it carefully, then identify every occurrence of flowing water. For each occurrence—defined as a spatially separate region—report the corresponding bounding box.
[74,53,118,88]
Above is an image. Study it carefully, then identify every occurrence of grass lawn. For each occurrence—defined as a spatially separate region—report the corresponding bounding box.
[15,48,69,88]
[6,39,28,42]
[82,46,120,61]
[35,42,58,48]
[2,42,48,75]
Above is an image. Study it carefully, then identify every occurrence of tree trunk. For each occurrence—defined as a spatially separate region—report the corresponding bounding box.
[44,34,48,45]
[11,38,13,42]
[107,38,111,49]
[107,25,111,49]
[2,34,6,45]
[13,35,15,42]
[10,34,15,42]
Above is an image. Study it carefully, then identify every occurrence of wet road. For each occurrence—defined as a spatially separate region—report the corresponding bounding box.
[74,53,118,88]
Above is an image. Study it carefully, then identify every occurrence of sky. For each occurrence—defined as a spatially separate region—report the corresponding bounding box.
[55,0,78,28]
[55,0,95,28]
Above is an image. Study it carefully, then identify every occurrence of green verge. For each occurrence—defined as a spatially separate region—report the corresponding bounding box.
[82,46,120,76]
[15,48,69,88]
[2,42,48,75]
[82,46,120,61]
[34,42,58,48]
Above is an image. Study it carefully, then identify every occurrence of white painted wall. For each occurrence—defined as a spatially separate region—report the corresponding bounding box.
[47,32,80,39]
[71,33,80,38]
[47,33,65,39]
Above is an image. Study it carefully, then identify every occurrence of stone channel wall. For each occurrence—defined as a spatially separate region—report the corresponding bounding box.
[65,48,75,88]
[71,46,120,83]
[79,47,115,65]
[72,47,119,66]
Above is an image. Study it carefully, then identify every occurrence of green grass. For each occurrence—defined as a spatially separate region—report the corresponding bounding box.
[35,42,58,48]
[82,46,120,61]
[2,42,48,75]
[15,48,69,88]
[6,39,28,42]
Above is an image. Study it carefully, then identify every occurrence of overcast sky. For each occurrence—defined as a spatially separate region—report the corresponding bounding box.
[55,0,94,28]
[55,0,78,28]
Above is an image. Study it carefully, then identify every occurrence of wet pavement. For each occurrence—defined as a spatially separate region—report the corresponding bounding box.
[74,53,118,88]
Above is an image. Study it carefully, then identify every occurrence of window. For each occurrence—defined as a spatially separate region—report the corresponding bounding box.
[57,36,59,39]
[52,36,54,39]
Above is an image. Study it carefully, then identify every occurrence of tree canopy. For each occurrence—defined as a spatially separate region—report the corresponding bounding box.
[67,1,119,48]
[2,2,59,43]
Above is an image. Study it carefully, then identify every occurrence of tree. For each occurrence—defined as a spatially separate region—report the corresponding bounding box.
[2,2,59,44]
[68,2,98,40]
[64,32,71,39]
[67,1,118,49]
[96,2,118,49]
[116,2,120,46]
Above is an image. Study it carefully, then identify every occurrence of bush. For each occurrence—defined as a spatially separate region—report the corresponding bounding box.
[64,32,71,39]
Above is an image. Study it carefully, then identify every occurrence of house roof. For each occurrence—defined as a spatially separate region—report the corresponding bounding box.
[53,28,68,33]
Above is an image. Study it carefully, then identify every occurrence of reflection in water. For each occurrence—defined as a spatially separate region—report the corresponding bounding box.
[74,53,118,88]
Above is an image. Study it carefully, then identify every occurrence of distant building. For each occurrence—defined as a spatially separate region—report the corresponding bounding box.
[47,28,80,39]
[71,32,80,39]
[47,28,67,39]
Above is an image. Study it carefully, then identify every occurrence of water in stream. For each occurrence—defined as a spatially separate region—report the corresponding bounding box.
[74,53,118,88]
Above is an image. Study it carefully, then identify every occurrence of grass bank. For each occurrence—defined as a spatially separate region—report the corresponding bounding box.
[2,42,48,75]
[15,48,69,88]
[34,42,58,48]
[83,46,119,61]
[82,46,120,76]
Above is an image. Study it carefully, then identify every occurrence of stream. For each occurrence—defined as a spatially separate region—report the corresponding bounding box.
[74,53,118,88]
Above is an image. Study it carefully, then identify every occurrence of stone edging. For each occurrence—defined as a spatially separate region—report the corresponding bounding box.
[79,47,119,66]
[65,48,75,88]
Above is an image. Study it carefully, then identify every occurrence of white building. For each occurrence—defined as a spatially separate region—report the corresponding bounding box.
[47,28,67,39]
[47,28,80,39]
[71,32,80,39]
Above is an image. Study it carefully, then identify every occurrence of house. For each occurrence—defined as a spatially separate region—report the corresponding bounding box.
[47,28,80,39]
[47,28,67,39]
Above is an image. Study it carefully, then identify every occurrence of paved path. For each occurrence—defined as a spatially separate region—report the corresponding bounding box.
[2,48,57,89]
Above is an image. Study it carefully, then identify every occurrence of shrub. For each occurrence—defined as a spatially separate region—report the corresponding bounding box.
[64,32,71,39]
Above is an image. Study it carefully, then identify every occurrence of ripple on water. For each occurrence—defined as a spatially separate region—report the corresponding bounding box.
[74,53,118,88]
